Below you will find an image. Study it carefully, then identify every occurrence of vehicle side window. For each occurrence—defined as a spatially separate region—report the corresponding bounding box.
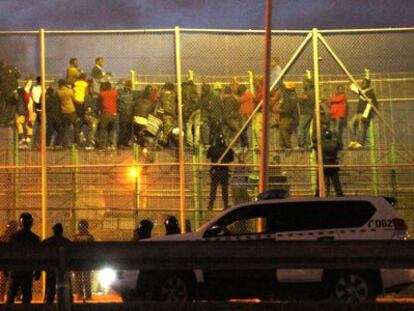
[204,205,269,237]
[267,201,376,232]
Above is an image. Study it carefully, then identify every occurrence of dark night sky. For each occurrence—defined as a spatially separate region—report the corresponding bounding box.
[0,0,413,30]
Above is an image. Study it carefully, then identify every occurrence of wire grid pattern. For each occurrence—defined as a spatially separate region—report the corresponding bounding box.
[0,28,414,300]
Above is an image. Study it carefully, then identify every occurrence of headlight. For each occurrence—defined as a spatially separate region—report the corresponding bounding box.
[98,267,117,287]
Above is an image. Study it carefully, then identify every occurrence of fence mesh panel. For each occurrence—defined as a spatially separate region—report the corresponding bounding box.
[0,28,414,301]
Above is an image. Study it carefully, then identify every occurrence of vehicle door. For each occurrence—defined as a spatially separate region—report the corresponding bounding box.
[202,204,276,298]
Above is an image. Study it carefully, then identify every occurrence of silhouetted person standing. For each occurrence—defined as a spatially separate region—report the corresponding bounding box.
[207,134,234,210]
[6,213,40,304]
[315,130,344,197]
[0,220,18,302]
[73,219,94,301]
[43,223,70,303]
[164,216,180,235]
[132,219,154,241]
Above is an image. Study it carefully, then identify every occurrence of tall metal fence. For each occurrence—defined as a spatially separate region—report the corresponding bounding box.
[0,27,413,242]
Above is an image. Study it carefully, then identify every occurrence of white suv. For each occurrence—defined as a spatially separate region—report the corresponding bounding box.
[111,196,414,303]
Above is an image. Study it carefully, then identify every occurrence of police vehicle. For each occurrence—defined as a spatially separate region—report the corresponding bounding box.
[109,195,414,303]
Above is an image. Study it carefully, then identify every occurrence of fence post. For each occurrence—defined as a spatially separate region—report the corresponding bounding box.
[57,246,71,311]
[130,70,137,91]
[312,28,325,197]
[40,28,48,239]
[8,128,18,219]
[133,143,140,225]
[174,26,186,233]
[71,146,79,235]
[369,120,379,195]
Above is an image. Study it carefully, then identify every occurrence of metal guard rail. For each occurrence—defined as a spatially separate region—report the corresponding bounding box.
[0,240,413,271]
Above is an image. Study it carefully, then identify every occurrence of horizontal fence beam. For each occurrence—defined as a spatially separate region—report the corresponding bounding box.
[1,27,414,35]
[1,240,414,271]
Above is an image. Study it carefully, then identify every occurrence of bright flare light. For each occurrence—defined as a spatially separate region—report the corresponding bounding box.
[128,167,139,179]
[98,267,117,287]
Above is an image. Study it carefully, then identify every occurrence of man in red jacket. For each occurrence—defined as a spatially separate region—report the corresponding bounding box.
[329,85,347,148]
[99,81,118,149]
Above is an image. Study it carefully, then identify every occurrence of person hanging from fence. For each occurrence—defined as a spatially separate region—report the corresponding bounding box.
[252,76,264,150]
[314,129,344,197]
[0,220,17,302]
[236,84,254,152]
[0,61,20,127]
[134,85,156,147]
[66,58,81,86]
[207,134,235,211]
[222,85,244,148]
[73,219,95,302]
[207,83,225,146]
[274,81,299,150]
[182,80,201,149]
[99,81,119,150]
[83,80,100,150]
[347,78,378,150]
[91,57,111,95]
[42,223,71,303]
[270,57,282,88]
[15,84,34,149]
[45,86,64,148]
[6,213,41,304]
[30,76,43,149]
[328,85,347,149]
[158,82,176,147]
[132,219,154,241]
[296,78,315,150]
[57,79,81,147]
[73,72,89,143]
[117,80,137,148]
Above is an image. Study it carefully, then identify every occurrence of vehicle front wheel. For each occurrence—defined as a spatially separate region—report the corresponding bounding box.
[329,272,377,303]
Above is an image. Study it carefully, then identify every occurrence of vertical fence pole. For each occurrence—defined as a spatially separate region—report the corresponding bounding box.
[40,28,48,300]
[259,0,272,196]
[369,121,379,195]
[71,146,79,235]
[312,28,325,197]
[174,26,186,233]
[130,70,137,91]
[8,129,18,218]
[40,29,48,238]
[133,144,140,226]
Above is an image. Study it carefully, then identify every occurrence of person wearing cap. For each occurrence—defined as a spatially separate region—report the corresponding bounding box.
[42,223,71,303]
[6,213,41,304]
[73,219,95,301]
[314,130,343,197]
[348,78,378,149]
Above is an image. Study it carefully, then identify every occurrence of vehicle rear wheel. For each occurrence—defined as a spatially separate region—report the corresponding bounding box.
[330,272,376,303]
[157,274,192,302]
